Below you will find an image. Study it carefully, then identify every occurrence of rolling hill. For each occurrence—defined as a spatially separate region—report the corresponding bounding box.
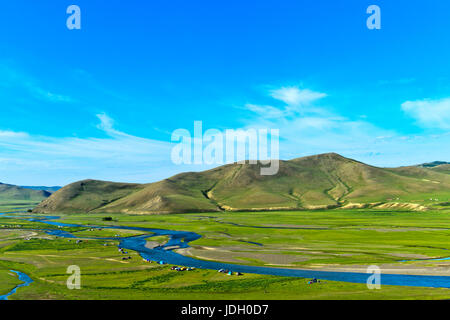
[33,153,450,214]
[0,183,51,202]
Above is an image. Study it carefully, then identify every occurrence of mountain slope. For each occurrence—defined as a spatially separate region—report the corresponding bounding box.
[33,153,450,214]
[0,183,51,202]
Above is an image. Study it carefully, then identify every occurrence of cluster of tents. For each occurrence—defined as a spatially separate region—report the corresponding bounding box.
[136,256,250,278]
[118,248,132,260]
[218,269,242,276]
[308,278,321,284]
[139,259,245,276]
[171,266,195,272]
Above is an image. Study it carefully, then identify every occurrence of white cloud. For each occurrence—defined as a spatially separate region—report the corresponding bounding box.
[0,130,29,138]
[270,87,327,106]
[244,104,286,118]
[0,114,177,185]
[401,98,450,129]
[96,113,127,137]
[244,86,328,119]
[241,86,450,167]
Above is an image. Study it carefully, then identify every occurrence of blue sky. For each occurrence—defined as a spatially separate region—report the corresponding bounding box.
[1,0,450,185]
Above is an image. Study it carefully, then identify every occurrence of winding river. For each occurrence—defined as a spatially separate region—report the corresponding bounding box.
[0,270,33,300]
[1,212,450,298]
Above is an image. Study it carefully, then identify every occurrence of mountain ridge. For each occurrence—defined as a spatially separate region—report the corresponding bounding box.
[33,153,450,214]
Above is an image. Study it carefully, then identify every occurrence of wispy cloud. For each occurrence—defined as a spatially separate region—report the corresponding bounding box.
[244,104,286,118]
[270,87,327,106]
[96,113,128,137]
[401,98,450,130]
[0,63,73,103]
[29,86,73,103]
[0,114,176,185]
[244,86,328,119]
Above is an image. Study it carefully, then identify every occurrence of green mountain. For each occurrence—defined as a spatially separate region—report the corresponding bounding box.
[33,153,450,214]
[33,180,143,213]
[0,183,51,202]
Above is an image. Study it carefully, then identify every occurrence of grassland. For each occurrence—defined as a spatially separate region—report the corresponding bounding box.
[0,200,41,212]
[1,203,450,300]
[55,209,450,273]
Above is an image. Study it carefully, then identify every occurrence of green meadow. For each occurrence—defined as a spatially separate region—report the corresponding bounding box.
[57,209,450,268]
[0,200,41,212]
[1,203,450,300]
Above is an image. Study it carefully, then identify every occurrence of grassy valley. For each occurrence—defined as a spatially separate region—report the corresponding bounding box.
[1,206,450,300]
[2,153,450,300]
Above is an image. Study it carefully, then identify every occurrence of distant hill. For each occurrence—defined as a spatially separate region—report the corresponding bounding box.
[418,161,450,168]
[416,161,450,175]
[0,183,51,202]
[33,153,450,214]
[33,180,143,213]
[20,186,61,193]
